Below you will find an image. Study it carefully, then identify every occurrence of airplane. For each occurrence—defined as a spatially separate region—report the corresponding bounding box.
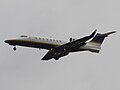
[5,30,116,60]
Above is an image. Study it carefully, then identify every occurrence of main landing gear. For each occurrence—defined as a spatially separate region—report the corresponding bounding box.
[54,57,59,60]
[13,46,16,51]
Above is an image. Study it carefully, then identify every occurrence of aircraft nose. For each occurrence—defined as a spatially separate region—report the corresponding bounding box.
[4,40,10,43]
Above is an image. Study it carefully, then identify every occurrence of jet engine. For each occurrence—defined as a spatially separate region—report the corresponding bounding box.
[69,38,75,42]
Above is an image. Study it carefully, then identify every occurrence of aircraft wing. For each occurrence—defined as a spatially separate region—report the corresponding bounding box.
[55,29,97,50]
[41,50,54,60]
[41,30,97,60]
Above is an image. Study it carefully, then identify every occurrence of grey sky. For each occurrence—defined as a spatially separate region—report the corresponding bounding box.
[0,0,120,90]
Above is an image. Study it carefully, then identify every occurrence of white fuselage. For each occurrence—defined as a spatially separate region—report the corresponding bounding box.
[5,35,101,53]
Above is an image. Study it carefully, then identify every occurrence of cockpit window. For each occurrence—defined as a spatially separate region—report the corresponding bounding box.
[20,35,28,37]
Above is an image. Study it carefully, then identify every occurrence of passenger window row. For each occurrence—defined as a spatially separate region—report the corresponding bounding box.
[35,37,61,42]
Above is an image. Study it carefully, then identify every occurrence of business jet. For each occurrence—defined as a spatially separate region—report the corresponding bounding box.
[5,30,116,60]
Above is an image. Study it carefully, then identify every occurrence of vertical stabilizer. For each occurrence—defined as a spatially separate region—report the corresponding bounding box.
[90,31,116,45]
[85,31,116,53]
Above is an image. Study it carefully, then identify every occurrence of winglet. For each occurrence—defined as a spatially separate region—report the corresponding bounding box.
[89,29,97,38]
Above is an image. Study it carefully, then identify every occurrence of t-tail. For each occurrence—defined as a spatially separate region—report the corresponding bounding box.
[85,31,116,53]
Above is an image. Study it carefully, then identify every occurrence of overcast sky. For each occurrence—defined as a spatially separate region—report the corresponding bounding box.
[0,0,120,90]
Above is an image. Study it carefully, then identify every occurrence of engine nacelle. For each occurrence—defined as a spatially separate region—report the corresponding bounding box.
[69,38,75,42]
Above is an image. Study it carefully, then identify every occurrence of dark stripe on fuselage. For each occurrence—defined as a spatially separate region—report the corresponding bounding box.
[5,40,60,50]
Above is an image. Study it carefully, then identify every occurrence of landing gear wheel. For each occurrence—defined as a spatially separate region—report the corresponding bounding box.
[13,46,16,51]
[54,57,59,60]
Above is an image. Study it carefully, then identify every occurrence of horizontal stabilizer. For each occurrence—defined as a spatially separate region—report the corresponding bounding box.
[102,31,116,36]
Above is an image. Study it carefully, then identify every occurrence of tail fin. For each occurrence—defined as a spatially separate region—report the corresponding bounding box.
[89,29,97,38]
[90,31,116,45]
